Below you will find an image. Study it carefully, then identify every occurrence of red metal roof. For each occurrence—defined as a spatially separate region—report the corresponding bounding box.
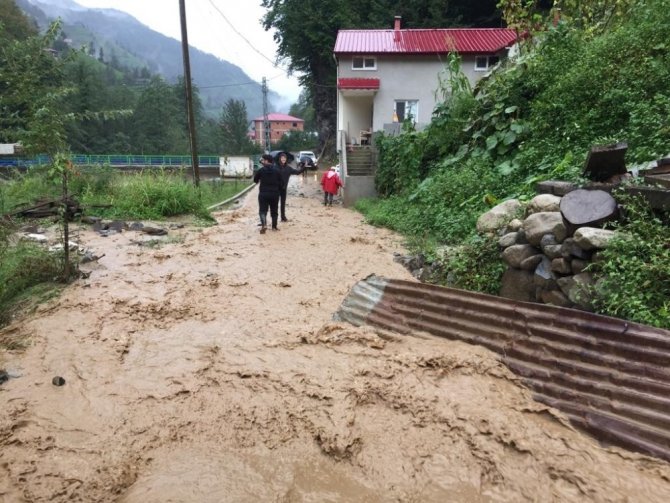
[252,113,303,122]
[334,29,518,55]
[337,78,380,90]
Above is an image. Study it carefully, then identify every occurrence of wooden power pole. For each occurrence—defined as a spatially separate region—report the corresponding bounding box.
[262,77,271,152]
[178,0,201,187]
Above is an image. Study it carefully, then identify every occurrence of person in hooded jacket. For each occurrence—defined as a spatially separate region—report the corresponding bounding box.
[321,166,343,206]
[254,154,283,233]
[274,151,305,222]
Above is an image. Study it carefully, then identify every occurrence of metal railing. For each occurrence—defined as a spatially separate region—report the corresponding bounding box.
[0,154,221,168]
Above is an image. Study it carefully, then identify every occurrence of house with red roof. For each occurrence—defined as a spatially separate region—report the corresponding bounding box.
[250,113,304,146]
[334,17,518,143]
[333,16,518,205]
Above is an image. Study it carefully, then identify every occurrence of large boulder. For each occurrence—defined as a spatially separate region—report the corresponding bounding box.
[543,244,563,260]
[477,199,523,233]
[534,256,558,290]
[540,289,572,308]
[520,254,544,271]
[498,232,519,248]
[523,212,567,246]
[551,258,572,275]
[502,244,541,268]
[528,194,561,214]
[561,238,592,260]
[535,180,578,196]
[500,268,535,302]
[560,189,618,231]
[557,272,595,310]
[573,227,617,250]
[506,218,523,232]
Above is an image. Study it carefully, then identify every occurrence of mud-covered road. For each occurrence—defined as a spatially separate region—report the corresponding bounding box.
[2,174,670,502]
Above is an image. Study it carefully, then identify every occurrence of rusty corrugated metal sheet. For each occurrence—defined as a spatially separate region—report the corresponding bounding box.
[334,29,518,54]
[335,275,670,462]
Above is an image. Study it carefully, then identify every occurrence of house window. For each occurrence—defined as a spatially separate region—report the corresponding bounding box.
[292,122,297,127]
[352,56,376,70]
[475,55,500,71]
[394,100,418,123]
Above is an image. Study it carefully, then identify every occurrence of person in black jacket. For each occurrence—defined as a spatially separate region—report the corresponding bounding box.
[274,151,305,222]
[254,154,283,233]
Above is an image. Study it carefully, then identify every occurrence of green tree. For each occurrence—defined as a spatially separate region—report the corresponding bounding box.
[261,0,523,155]
[0,22,65,145]
[219,98,255,155]
[554,0,637,34]
[130,76,186,154]
[289,89,316,131]
[0,0,38,43]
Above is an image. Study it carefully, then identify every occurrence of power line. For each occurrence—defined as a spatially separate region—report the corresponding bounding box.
[197,72,285,90]
[205,0,286,71]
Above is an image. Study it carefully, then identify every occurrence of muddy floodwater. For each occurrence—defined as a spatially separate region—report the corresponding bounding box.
[1,174,670,502]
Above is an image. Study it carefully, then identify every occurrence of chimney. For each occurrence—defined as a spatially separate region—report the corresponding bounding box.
[394,16,401,31]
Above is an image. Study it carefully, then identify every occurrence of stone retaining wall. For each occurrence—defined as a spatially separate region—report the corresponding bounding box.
[479,192,618,310]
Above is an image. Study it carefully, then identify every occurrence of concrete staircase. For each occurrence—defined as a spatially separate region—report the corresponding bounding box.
[346,146,376,176]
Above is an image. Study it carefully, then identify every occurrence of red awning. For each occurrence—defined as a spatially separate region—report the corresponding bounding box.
[337,78,380,90]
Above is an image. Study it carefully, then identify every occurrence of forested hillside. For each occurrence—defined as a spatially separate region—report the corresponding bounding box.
[15,0,276,119]
[0,0,264,155]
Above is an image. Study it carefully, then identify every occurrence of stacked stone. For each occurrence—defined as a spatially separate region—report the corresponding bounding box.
[477,190,619,310]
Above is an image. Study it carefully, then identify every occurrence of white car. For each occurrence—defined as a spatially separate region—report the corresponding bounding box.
[298,151,318,167]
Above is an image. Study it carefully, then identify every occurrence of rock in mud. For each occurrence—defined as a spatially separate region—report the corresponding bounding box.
[141,227,168,236]
[0,370,9,385]
[52,376,66,386]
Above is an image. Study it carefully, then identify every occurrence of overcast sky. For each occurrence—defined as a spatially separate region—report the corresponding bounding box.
[75,0,301,104]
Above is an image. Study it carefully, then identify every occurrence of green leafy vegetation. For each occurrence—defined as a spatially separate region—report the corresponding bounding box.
[262,0,543,155]
[357,0,670,326]
[3,168,251,221]
[0,238,64,327]
[590,194,670,328]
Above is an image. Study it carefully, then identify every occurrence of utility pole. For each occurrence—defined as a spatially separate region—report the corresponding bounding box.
[179,0,200,187]
[262,77,271,152]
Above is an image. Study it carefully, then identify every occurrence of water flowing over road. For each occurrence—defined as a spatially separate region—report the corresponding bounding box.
[2,175,670,501]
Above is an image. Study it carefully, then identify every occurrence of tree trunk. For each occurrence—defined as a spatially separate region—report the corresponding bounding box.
[311,72,337,159]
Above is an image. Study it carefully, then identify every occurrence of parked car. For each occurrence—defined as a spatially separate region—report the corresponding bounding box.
[298,150,318,167]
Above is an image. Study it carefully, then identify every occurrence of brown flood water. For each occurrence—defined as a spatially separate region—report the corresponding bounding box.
[1,174,670,502]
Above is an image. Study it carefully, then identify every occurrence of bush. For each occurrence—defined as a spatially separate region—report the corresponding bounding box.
[591,195,670,329]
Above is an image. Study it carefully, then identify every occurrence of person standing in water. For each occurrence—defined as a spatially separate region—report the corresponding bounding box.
[254,154,283,233]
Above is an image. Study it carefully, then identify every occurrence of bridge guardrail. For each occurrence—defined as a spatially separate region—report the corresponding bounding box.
[0,154,222,168]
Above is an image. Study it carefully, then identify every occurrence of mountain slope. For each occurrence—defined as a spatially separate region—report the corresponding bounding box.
[17,0,279,118]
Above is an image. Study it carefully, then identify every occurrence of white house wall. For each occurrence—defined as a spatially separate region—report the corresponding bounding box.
[341,95,373,145]
[338,54,494,133]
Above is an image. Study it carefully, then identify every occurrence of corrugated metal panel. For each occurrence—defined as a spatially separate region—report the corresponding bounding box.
[337,78,380,90]
[335,275,670,462]
[334,29,518,54]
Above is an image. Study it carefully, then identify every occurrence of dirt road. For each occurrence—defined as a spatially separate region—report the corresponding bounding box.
[1,174,670,501]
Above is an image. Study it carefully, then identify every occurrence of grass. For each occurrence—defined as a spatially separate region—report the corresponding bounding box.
[0,240,65,328]
[0,167,251,329]
[1,167,252,221]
